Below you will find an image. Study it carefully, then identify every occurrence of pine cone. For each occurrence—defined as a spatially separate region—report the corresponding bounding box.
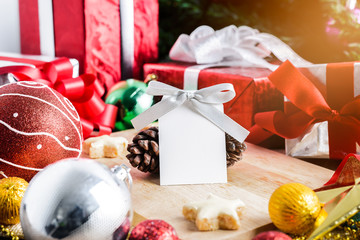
[226,134,247,167]
[126,127,159,173]
[126,126,246,173]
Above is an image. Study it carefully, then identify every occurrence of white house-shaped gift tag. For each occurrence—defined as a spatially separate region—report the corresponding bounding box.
[158,98,227,185]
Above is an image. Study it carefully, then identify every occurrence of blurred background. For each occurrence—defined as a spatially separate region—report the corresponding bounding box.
[158,0,360,63]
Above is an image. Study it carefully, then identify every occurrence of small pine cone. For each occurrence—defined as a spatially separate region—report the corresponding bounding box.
[126,127,159,173]
[226,134,247,167]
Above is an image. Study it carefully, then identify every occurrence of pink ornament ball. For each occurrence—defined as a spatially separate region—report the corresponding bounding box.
[129,219,179,240]
[0,81,83,181]
[253,231,292,240]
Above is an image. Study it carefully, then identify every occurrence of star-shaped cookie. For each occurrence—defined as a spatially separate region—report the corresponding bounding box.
[83,135,128,158]
[183,193,245,231]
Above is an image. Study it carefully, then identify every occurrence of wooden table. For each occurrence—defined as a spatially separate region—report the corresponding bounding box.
[89,129,334,240]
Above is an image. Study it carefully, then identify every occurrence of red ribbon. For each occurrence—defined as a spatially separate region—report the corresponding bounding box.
[247,61,360,159]
[0,57,117,139]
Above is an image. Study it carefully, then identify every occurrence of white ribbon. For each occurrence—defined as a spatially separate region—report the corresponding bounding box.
[120,0,135,79]
[170,25,312,74]
[131,81,250,143]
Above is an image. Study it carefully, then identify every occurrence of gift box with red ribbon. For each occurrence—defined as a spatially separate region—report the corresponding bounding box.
[248,61,360,159]
[0,0,158,91]
[143,62,283,131]
[0,55,117,139]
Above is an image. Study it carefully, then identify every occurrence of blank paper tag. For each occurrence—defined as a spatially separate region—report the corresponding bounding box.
[158,100,227,185]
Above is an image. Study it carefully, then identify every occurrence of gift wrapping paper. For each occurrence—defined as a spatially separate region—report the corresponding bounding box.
[286,62,360,159]
[143,62,284,130]
[0,0,158,91]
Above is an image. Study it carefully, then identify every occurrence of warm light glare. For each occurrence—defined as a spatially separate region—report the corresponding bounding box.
[346,0,357,10]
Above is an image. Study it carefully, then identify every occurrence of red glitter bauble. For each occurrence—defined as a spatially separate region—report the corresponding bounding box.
[0,82,83,181]
[129,220,179,240]
[252,231,292,240]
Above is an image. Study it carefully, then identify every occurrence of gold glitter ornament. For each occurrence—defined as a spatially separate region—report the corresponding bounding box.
[0,177,28,225]
[269,182,322,235]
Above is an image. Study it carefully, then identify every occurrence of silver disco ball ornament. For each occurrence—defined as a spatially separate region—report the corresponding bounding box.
[20,159,132,240]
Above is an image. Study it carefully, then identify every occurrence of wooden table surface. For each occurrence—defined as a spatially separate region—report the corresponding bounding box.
[88,129,335,240]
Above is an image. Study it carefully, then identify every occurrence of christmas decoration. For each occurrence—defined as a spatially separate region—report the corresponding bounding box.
[268,182,324,235]
[323,0,360,61]
[306,155,360,239]
[226,133,247,167]
[0,57,118,139]
[182,193,245,231]
[252,231,292,240]
[129,219,179,240]
[20,159,132,240]
[126,126,247,174]
[0,82,82,181]
[318,154,360,190]
[0,224,22,240]
[0,176,28,225]
[127,126,159,174]
[105,79,154,131]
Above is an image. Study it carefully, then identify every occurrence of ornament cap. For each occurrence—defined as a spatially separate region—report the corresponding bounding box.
[112,164,133,191]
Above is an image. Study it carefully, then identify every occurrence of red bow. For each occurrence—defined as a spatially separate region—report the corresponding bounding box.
[0,57,117,139]
[247,61,360,159]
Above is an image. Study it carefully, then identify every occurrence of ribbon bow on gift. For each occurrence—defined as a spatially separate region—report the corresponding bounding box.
[170,25,312,72]
[132,81,249,143]
[248,61,360,159]
[0,58,117,139]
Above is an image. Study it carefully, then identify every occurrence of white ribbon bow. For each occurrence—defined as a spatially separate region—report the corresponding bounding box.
[169,25,312,71]
[131,81,250,143]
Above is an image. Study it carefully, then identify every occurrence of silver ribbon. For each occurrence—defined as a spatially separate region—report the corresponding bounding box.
[170,25,312,70]
[131,81,250,143]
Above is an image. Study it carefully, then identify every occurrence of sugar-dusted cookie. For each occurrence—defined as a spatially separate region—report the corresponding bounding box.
[83,135,128,158]
[182,193,245,231]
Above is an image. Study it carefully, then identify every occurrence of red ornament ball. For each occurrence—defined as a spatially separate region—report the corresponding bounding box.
[252,231,292,240]
[129,220,179,240]
[0,81,83,181]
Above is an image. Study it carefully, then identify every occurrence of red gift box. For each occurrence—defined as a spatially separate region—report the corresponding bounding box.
[0,0,158,91]
[143,62,284,131]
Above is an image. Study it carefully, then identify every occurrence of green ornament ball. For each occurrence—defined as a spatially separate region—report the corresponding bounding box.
[105,79,154,131]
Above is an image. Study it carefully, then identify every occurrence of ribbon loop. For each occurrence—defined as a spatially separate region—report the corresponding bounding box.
[170,25,312,71]
[131,81,249,143]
